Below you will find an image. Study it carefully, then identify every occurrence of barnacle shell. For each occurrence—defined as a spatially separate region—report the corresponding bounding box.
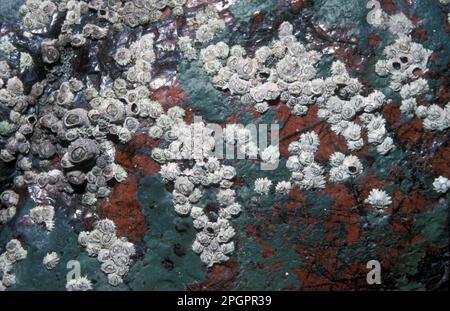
[41,40,60,64]
[67,139,99,164]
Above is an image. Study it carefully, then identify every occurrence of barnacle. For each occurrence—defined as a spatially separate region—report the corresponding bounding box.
[29,204,55,231]
[114,48,132,66]
[433,176,450,193]
[365,188,392,210]
[42,252,60,270]
[66,276,93,291]
[0,239,27,289]
[254,177,272,195]
[78,219,135,286]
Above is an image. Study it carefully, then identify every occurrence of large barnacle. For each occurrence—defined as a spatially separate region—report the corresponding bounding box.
[67,138,99,164]
[63,109,89,128]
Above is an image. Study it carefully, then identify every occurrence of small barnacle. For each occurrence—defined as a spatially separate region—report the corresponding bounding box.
[174,176,195,196]
[254,178,272,195]
[71,34,87,47]
[291,104,308,116]
[376,137,395,155]
[365,188,392,210]
[329,166,350,183]
[148,125,164,140]
[275,181,292,194]
[1,190,19,208]
[63,108,89,128]
[260,145,280,165]
[0,61,11,79]
[43,252,60,270]
[114,48,132,66]
[6,77,24,95]
[254,102,269,114]
[123,117,140,133]
[432,176,450,194]
[41,40,60,64]
[387,13,413,35]
[66,171,86,186]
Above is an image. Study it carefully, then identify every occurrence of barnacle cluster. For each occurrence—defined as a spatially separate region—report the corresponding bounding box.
[366,0,413,35]
[78,219,135,286]
[328,152,363,183]
[196,21,321,116]
[0,239,27,290]
[316,60,395,154]
[0,74,133,212]
[114,34,156,84]
[368,1,449,132]
[88,0,186,28]
[29,204,55,231]
[375,35,431,95]
[0,190,19,224]
[285,131,325,190]
[189,5,225,44]
[20,0,58,33]
[65,276,93,291]
[22,0,186,34]
[150,115,241,266]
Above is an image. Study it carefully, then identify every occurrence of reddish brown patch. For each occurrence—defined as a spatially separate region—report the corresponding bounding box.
[263,245,276,258]
[430,145,450,176]
[289,0,307,13]
[316,123,348,163]
[323,184,356,215]
[188,260,240,291]
[397,118,423,148]
[383,102,402,128]
[368,34,381,47]
[98,174,147,242]
[275,105,322,157]
[151,82,188,110]
[381,0,397,13]
[346,225,360,245]
[291,258,340,290]
[98,133,161,242]
[115,134,161,175]
[412,28,428,41]
[436,77,450,104]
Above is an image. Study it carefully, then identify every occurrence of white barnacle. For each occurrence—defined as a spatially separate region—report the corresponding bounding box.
[29,205,55,231]
[329,166,350,183]
[66,276,93,291]
[400,98,417,118]
[275,181,292,194]
[329,152,346,167]
[254,178,272,195]
[365,188,392,209]
[432,176,450,194]
[342,155,363,176]
[43,252,60,270]
[376,137,395,155]
[217,189,236,206]
[114,48,132,66]
[260,145,280,165]
[159,163,181,183]
[298,131,320,152]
